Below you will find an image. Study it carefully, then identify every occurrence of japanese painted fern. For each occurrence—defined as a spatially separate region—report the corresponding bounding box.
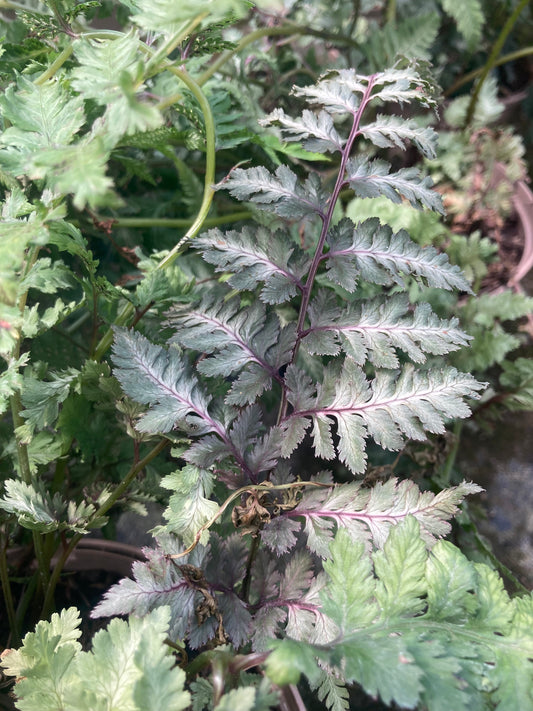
[5,65,533,711]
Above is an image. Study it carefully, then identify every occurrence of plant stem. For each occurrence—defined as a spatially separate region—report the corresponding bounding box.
[8,247,51,597]
[386,0,397,24]
[40,438,169,618]
[440,419,463,487]
[144,13,208,75]
[34,45,74,85]
[92,64,217,362]
[98,211,252,230]
[197,23,360,86]
[445,46,533,96]
[465,0,530,126]
[0,534,19,647]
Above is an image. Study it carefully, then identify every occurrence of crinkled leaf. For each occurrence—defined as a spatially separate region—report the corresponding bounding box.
[160,465,218,545]
[283,358,485,474]
[361,115,437,159]
[270,476,481,557]
[261,108,344,154]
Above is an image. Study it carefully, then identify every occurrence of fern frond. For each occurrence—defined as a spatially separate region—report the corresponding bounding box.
[260,108,344,154]
[361,115,438,159]
[303,292,470,367]
[261,477,481,558]
[267,520,533,711]
[111,328,220,435]
[251,551,336,650]
[345,157,444,213]
[362,14,440,72]
[92,534,252,649]
[440,0,484,48]
[281,358,485,474]
[165,298,294,404]
[323,218,471,293]
[218,165,327,219]
[192,226,309,304]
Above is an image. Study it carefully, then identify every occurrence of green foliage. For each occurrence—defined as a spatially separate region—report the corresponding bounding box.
[266,519,533,710]
[1,607,191,711]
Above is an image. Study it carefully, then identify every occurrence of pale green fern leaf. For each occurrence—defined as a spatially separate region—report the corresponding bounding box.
[324,218,471,293]
[303,291,470,367]
[0,76,84,177]
[266,520,533,710]
[159,465,219,545]
[28,137,114,209]
[313,670,350,711]
[362,14,440,71]
[71,33,142,104]
[440,0,484,48]
[0,479,65,532]
[2,608,190,711]
[219,165,326,219]
[345,157,444,213]
[282,358,485,474]
[193,226,309,304]
[125,0,249,35]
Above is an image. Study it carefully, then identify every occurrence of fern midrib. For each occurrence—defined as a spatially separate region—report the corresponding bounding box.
[277,76,378,427]
[284,377,471,419]
[335,616,529,654]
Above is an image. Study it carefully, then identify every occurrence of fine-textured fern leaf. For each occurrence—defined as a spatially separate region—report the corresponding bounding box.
[165,297,294,404]
[193,226,309,304]
[0,76,84,178]
[261,476,481,558]
[261,108,344,154]
[266,520,533,711]
[440,0,484,48]
[282,358,485,474]
[1,607,190,711]
[125,0,249,34]
[71,34,162,140]
[361,115,438,159]
[111,327,220,435]
[329,66,439,110]
[303,291,470,367]
[219,165,326,219]
[93,534,252,649]
[323,218,471,293]
[345,157,444,213]
[362,14,440,72]
[251,551,336,651]
[159,465,218,546]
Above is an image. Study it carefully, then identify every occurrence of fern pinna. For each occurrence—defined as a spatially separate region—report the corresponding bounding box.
[84,66,533,709]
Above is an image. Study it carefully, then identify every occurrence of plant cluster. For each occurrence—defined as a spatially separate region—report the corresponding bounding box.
[1,1,533,710]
